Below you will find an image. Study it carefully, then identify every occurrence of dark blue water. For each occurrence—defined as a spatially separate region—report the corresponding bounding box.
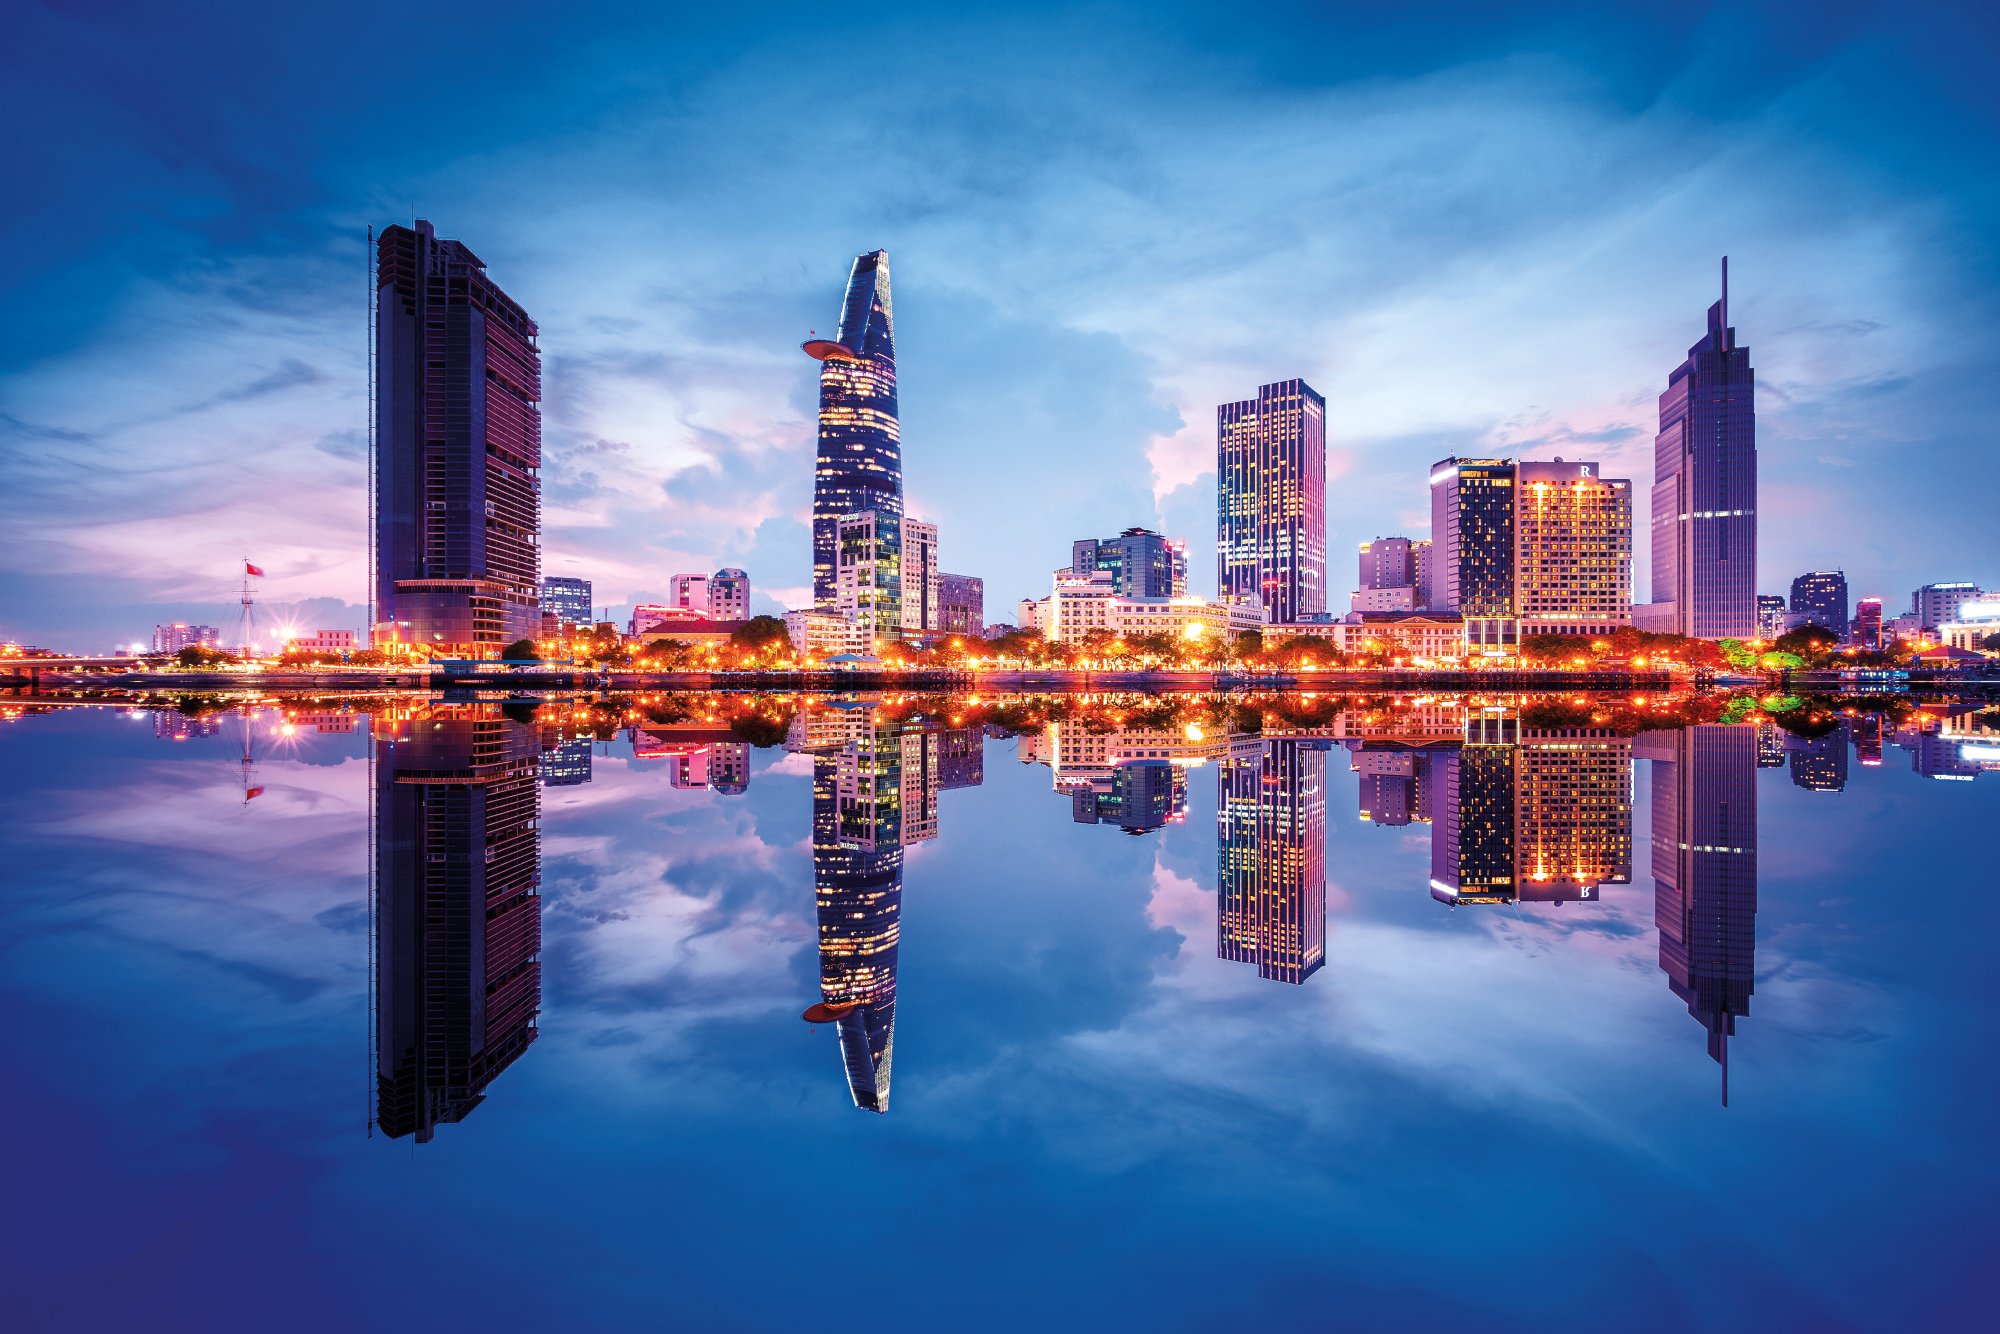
[1,696,1991,1331]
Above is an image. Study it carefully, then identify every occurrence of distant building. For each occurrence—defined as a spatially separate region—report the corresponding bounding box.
[1786,726,1848,793]
[540,576,592,627]
[1071,528,1187,598]
[1039,582,1267,645]
[1644,261,1757,640]
[709,568,750,620]
[374,221,541,658]
[153,623,220,654]
[1756,595,1788,640]
[938,573,984,637]
[669,573,710,611]
[1354,536,1431,613]
[1912,582,1980,633]
[669,743,751,795]
[1939,599,2000,654]
[1850,598,1883,650]
[539,736,593,787]
[1277,612,1465,661]
[1219,379,1327,624]
[1789,570,1848,637]
[286,630,357,653]
[1350,586,1418,613]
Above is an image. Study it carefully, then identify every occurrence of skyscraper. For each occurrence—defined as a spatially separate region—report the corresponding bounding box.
[1851,597,1883,650]
[1428,457,1517,650]
[1646,260,1756,640]
[1217,739,1327,983]
[1788,570,1848,636]
[1218,379,1327,623]
[806,250,901,616]
[1639,724,1757,1103]
[374,705,543,1141]
[1786,726,1849,792]
[899,517,939,637]
[1072,528,1188,598]
[375,221,542,657]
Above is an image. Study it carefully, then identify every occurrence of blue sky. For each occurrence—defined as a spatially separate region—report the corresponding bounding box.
[2,1,1996,649]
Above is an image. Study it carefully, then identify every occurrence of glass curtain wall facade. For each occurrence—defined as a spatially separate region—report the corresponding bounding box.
[1429,458,1516,649]
[808,251,902,617]
[1218,380,1327,623]
[1649,262,1756,639]
[1073,528,1188,598]
[375,221,542,657]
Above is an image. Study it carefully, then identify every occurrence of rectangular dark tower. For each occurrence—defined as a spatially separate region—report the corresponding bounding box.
[1648,261,1756,639]
[1217,738,1327,983]
[375,221,542,657]
[1218,379,1327,624]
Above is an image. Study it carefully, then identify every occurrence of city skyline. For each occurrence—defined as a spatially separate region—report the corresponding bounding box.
[4,6,1997,650]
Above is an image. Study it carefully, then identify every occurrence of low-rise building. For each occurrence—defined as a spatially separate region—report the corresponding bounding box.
[784,608,872,658]
[153,623,221,654]
[1274,612,1466,660]
[285,629,358,653]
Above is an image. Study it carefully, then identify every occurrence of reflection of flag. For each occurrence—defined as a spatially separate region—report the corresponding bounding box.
[244,786,265,801]
[245,562,265,576]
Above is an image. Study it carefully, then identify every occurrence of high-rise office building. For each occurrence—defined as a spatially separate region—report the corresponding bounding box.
[539,735,593,787]
[1639,724,1757,1103]
[539,576,591,627]
[669,573,710,611]
[1217,739,1327,983]
[1354,537,1432,614]
[1912,582,1980,634]
[1755,594,1787,641]
[937,573,985,637]
[1789,570,1848,636]
[834,511,901,642]
[1218,379,1327,623]
[709,568,751,620]
[1514,460,1633,638]
[1072,763,1185,834]
[374,705,543,1141]
[1645,261,1756,640]
[806,250,901,615]
[375,221,542,657]
[152,623,221,654]
[1428,737,1517,904]
[1428,457,1517,650]
[1851,597,1883,650]
[1072,528,1188,598]
[899,518,939,637]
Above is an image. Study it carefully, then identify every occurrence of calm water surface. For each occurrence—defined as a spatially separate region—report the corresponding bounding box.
[1,693,1992,1331]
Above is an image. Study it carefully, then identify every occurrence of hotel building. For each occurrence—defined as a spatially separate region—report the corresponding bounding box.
[1218,379,1327,624]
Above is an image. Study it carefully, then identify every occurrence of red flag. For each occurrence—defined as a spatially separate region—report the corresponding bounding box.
[245,562,265,577]
[244,786,265,801]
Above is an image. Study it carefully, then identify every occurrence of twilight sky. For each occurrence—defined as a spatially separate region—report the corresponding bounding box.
[2,0,1996,650]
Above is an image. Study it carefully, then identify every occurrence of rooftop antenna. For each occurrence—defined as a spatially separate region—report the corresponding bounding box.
[1721,255,1729,333]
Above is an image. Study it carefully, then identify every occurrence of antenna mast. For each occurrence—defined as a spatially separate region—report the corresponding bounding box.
[367,225,378,648]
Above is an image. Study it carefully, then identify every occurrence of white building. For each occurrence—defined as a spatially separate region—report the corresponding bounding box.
[285,629,357,652]
[785,608,873,658]
[152,623,221,654]
[900,517,938,637]
[1939,600,2000,654]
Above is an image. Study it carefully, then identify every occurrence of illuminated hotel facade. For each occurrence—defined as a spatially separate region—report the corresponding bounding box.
[1643,261,1757,640]
[1218,379,1327,624]
[374,705,544,1141]
[807,251,903,621]
[1217,738,1327,983]
[374,221,542,657]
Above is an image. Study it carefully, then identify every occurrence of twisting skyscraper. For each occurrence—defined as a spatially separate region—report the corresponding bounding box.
[1218,379,1327,623]
[375,221,542,657]
[806,251,902,618]
[1646,260,1756,639]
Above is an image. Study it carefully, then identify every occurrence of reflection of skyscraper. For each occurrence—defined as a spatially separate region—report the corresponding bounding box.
[1218,739,1326,983]
[1071,762,1186,834]
[1429,721,1633,906]
[1755,723,1786,769]
[668,742,750,794]
[805,713,975,1114]
[539,736,594,787]
[1639,725,1757,1104]
[1786,725,1849,793]
[375,707,542,1141]
[1351,748,1433,826]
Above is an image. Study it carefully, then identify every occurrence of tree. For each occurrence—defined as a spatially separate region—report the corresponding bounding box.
[1774,626,1839,661]
[1982,633,2000,652]
[1231,629,1264,663]
[730,615,792,655]
[1518,634,1579,663]
[499,638,539,661]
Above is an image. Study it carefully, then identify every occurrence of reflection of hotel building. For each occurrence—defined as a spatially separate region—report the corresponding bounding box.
[1785,726,1848,793]
[807,711,982,1114]
[374,707,542,1141]
[1638,725,1758,1103]
[1218,739,1327,984]
[1429,721,1634,907]
[668,742,750,795]
[1349,747,1435,827]
[539,736,593,787]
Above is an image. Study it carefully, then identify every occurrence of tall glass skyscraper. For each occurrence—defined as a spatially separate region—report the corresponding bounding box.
[1218,379,1327,623]
[806,250,902,616]
[1648,261,1756,639]
[375,221,542,657]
